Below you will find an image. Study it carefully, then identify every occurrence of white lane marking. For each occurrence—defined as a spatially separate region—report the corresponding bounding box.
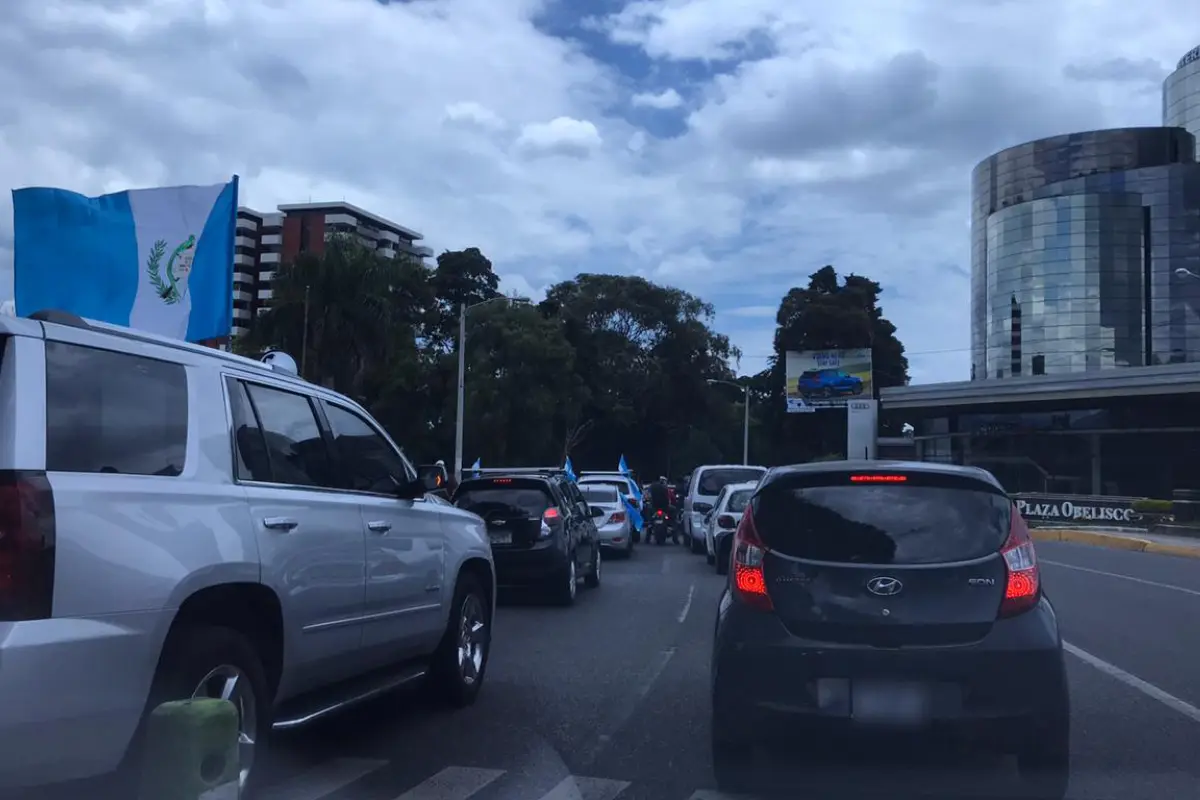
[260,758,386,800]
[1064,641,1200,725]
[392,766,506,800]
[536,775,632,800]
[678,582,696,623]
[1043,559,1200,597]
[580,647,678,766]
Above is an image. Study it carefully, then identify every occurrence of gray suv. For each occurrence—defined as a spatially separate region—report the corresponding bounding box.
[0,311,496,794]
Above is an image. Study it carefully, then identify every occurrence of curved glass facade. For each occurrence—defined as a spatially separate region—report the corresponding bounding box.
[970,128,1200,380]
[1164,45,1200,140]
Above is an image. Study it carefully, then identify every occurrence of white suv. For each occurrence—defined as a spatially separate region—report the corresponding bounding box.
[0,310,496,794]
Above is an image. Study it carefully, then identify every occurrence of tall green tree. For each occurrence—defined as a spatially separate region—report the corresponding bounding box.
[765,265,910,462]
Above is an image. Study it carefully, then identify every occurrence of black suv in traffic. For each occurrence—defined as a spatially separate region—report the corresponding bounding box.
[453,470,602,605]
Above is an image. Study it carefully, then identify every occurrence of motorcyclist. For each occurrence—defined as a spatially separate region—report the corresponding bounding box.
[647,476,676,543]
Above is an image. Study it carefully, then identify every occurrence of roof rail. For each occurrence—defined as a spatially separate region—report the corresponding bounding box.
[31,309,301,380]
[474,467,567,475]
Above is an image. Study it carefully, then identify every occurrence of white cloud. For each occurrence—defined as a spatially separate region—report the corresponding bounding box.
[631,88,684,109]
[514,117,603,158]
[1,0,1198,386]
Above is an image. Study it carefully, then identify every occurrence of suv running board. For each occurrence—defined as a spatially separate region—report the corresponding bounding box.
[272,661,429,731]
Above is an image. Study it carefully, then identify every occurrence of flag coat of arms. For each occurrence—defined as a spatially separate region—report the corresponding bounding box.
[12,178,238,342]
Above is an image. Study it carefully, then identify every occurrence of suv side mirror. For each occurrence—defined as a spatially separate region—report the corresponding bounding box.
[416,464,447,492]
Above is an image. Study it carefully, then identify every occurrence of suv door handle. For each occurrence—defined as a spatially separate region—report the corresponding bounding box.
[367,520,392,534]
[263,517,298,531]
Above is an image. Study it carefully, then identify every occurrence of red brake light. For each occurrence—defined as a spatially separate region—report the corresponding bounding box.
[717,514,736,529]
[998,504,1040,618]
[609,511,626,523]
[0,471,56,621]
[492,478,513,484]
[543,507,561,521]
[656,509,664,518]
[850,474,907,483]
[729,505,772,612]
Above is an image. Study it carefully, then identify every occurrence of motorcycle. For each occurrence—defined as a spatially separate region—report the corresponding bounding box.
[648,508,677,546]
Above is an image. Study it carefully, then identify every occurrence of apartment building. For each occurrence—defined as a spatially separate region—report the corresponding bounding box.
[231,201,432,338]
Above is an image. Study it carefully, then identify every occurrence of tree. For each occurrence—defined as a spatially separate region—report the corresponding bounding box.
[766,265,910,462]
[540,273,741,477]
[428,248,502,347]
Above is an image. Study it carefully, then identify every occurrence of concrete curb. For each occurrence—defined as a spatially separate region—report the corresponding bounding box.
[1032,529,1200,559]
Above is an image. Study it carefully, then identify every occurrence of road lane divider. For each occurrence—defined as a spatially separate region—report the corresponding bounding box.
[393,766,506,799]
[678,583,695,623]
[1032,528,1200,559]
[1042,560,1200,597]
[1064,641,1200,725]
[260,758,387,800]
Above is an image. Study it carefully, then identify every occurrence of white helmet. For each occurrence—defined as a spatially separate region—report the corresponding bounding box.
[435,459,446,468]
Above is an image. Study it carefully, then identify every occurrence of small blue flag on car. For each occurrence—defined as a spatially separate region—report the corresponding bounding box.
[564,457,577,482]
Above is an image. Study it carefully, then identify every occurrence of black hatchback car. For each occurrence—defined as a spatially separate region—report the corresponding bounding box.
[711,461,1069,798]
[453,471,601,605]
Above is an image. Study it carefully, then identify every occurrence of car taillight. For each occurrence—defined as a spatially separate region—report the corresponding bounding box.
[0,471,55,621]
[543,507,561,521]
[609,511,626,524]
[730,505,772,612]
[655,509,664,518]
[717,514,736,529]
[998,504,1039,618]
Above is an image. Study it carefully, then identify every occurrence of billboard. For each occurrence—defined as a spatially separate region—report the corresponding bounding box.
[785,348,873,411]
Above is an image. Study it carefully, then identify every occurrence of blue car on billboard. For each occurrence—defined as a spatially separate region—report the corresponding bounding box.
[797,368,864,398]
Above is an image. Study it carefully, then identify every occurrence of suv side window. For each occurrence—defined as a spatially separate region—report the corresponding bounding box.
[242,382,335,488]
[46,341,187,476]
[226,378,272,482]
[321,402,410,495]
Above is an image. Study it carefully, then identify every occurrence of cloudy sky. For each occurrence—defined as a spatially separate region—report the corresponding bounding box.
[1,0,1197,383]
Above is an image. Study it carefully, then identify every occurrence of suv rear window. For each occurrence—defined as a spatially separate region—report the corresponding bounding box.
[46,341,187,476]
[455,479,552,516]
[753,472,1010,565]
[698,468,764,495]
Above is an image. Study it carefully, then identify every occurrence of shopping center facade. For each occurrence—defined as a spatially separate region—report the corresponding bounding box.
[879,45,1200,500]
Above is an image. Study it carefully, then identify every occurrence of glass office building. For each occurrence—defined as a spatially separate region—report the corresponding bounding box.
[970,127,1200,380]
[1164,44,1200,140]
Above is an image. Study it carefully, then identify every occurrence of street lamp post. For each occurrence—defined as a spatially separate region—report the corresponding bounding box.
[707,378,750,465]
[454,295,530,483]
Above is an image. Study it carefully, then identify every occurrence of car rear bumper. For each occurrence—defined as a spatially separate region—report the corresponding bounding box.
[492,542,569,587]
[0,614,160,788]
[712,592,1067,747]
[597,521,631,548]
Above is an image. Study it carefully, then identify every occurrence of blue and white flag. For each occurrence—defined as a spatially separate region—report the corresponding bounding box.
[617,455,643,503]
[13,179,238,342]
[623,495,644,533]
[470,458,482,478]
[564,457,577,482]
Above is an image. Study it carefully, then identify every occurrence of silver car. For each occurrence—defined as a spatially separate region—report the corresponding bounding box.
[0,311,496,795]
[704,481,758,574]
[580,483,634,557]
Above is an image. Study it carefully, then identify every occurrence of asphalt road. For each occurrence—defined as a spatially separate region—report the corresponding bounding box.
[236,539,1200,800]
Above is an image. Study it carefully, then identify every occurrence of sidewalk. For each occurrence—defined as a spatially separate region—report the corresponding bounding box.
[1031,527,1200,559]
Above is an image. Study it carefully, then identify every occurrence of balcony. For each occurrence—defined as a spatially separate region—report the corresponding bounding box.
[234,289,252,302]
[259,270,276,282]
[258,289,274,301]
[234,252,256,267]
[324,213,359,227]
[235,235,256,249]
[261,233,282,246]
[261,252,281,264]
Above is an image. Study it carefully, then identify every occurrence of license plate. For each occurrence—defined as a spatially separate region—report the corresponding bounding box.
[489,532,512,545]
[852,682,929,725]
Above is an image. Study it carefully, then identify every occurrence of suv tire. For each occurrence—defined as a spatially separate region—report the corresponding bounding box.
[430,572,491,708]
[142,625,271,796]
[584,544,601,588]
[552,556,577,606]
[1016,710,1070,799]
[711,729,755,794]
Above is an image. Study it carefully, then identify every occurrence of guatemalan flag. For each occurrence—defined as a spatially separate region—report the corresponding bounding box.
[12,179,238,342]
